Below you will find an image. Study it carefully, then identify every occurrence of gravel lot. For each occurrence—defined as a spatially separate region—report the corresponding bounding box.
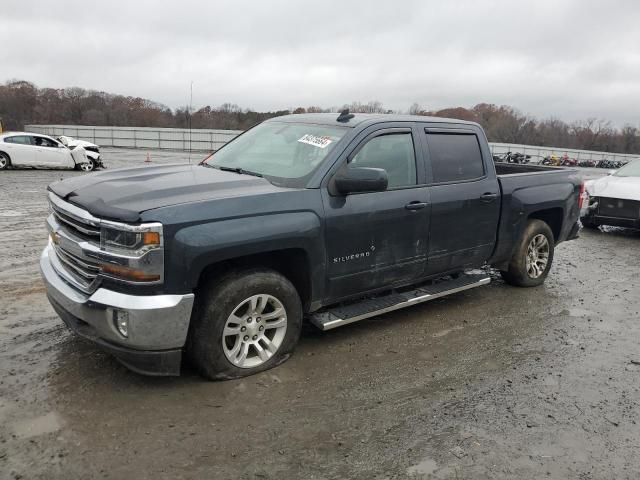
[1,149,639,479]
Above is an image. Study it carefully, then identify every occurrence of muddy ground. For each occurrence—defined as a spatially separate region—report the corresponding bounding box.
[1,149,639,479]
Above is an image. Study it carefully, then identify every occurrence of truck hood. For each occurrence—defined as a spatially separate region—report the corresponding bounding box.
[48,163,282,222]
[585,175,640,201]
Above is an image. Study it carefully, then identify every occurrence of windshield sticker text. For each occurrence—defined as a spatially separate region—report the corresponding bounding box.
[298,134,333,149]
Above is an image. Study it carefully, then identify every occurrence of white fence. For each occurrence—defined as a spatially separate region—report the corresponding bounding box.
[25,125,242,152]
[24,125,640,163]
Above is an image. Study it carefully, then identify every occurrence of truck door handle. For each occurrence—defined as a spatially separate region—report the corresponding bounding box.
[480,192,498,203]
[405,201,428,211]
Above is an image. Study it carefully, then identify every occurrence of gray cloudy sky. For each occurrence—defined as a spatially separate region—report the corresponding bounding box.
[2,0,640,124]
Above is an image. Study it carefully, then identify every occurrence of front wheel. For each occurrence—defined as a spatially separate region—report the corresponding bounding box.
[77,159,95,172]
[188,268,302,380]
[500,219,555,287]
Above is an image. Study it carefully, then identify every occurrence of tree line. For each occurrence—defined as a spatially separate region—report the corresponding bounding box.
[1,80,638,154]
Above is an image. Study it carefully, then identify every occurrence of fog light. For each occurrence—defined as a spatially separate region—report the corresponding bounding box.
[113,310,129,338]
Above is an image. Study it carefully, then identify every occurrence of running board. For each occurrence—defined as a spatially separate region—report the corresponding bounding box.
[309,273,490,331]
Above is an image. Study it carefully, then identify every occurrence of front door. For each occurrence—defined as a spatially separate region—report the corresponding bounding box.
[420,127,500,274]
[322,126,430,301]
[32,136,71,168]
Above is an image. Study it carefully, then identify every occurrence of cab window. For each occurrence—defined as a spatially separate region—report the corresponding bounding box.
[350,133,417,188]
[426,132,485,183]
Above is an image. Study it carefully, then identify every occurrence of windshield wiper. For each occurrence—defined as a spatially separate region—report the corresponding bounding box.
[205,164,263,178]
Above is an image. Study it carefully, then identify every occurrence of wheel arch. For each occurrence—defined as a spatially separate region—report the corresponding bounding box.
[0,150,11,164]
[528,207,563,241]
[196,248,314,312]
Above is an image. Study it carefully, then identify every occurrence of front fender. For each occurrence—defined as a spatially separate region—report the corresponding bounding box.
[169,211,325,292]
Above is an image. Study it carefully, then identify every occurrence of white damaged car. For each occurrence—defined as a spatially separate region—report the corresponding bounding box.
[0,132,103,171]
[56,135,103,168]
[581,159,640,230]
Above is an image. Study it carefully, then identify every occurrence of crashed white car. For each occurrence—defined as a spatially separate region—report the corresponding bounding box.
[581,160,640,230]
[56,135,102,166]
[0,132,102,171]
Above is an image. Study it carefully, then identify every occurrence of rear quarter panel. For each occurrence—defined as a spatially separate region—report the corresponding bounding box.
[491,170,581,266]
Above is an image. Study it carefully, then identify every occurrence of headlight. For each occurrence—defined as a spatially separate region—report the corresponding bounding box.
[100,224,162,253]
[98,222,164,284]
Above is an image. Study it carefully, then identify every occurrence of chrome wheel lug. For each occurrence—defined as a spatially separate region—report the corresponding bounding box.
[243,335,249,341]
[252,335,258,340]
[247,318,252,323]
[241,326,246,332]
[259,326,264,331]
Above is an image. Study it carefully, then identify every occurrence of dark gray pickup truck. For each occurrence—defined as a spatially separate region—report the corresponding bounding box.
[40,112,583,379]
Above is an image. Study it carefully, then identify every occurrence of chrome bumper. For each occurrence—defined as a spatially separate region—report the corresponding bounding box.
[40,242,194,355]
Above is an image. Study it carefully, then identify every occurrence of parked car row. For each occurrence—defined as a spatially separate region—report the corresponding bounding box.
[0,132,104,171]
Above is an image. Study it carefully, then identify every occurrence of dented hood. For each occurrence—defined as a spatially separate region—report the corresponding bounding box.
[48,163,280,222]
[585,175,640,201]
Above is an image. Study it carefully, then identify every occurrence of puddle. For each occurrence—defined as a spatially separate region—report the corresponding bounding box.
[432,326,464,338]
[12,411,62,439]
[0,210,25,217]
[407,458,438,476]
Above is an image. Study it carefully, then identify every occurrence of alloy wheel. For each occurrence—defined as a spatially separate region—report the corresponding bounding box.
[526,233,550,278]
[222,294,288,368]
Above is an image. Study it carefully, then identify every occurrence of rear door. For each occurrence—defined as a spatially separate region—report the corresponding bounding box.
[2,135,36,166]
[322,124,430,300]
[420,126,500,274]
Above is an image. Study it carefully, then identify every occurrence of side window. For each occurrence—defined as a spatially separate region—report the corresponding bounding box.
[426,133,485,183]
[5,135,31,145]
[33,136,57,147]
[350,133,417,188]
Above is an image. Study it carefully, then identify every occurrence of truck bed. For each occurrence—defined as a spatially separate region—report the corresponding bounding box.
[489,162,581,269]
[494,163,569,176]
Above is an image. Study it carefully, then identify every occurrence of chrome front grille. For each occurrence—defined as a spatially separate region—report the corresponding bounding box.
[52,243,100,291]
[48,193,103,293]
[50,204,100,241]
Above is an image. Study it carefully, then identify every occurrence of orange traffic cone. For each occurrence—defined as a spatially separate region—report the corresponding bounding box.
[145,152,152,163]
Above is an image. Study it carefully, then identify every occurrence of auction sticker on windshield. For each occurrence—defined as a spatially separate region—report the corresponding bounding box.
[298,134,334,149]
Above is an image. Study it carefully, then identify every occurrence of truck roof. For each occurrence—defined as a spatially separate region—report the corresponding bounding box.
[267,112,480,128]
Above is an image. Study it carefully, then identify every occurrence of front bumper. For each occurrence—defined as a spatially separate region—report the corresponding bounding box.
[40,243,194,375]
[586,215,640,229]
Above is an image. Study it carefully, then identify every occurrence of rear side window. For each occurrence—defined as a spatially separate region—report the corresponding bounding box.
[426,132,485,183]
[4,135,31,145]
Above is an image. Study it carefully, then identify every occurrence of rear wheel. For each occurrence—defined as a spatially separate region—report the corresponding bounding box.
[0,152,10,170]
[500,219,555,287]
[188,268,302,380]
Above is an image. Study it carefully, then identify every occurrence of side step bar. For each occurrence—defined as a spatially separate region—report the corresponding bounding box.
[309,273,490,331]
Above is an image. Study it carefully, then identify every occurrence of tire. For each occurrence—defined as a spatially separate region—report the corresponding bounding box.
[187,268,303,380]
[0,152,10,170]
[77,159,95,172]
[500,219,555,287]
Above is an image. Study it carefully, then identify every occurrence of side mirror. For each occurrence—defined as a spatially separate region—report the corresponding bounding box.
[334,167,388,195]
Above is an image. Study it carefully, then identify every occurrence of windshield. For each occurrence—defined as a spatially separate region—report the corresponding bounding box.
[614,159,640,177]
[204,121,348,186]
